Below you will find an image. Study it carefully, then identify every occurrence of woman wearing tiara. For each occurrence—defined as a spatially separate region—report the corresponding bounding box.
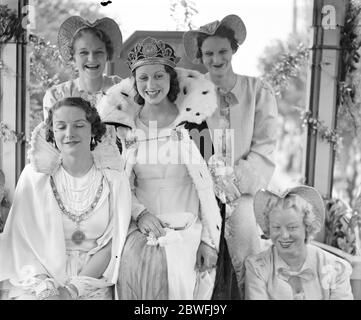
[43,15,123,120]
[0,97,131,300]
[98,37,222,300]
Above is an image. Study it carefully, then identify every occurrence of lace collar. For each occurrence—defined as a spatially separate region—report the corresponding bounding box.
[28,123,123,175]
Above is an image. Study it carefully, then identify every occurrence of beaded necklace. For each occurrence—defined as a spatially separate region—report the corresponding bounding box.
[50,175,104,245]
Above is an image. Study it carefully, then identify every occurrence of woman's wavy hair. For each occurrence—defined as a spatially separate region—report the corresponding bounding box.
[132,65,180,105]
[45,97,106,151]
[262,194,322,243]
[69,27,114,61]
[195,25,239,62]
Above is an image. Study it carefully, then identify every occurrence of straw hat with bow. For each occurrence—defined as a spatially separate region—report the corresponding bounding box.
[254,186,325,240]
[57,16,122,62]
[183,14,247,64]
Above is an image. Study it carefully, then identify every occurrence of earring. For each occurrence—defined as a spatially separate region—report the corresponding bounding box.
[90,136,96,150]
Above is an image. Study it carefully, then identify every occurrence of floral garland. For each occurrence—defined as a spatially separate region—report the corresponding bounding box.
[305,1,361,152]
[260,42,339,151]
[264,1,361,154]
[262,43,309,97]
[299,110,342,152]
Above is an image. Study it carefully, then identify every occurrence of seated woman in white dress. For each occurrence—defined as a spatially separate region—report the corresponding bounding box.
[245,186,353,300]
[97,37,222,300]
[0,97,131,300]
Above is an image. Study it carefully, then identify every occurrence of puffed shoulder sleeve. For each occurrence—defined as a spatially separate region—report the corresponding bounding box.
[234,79,278,195]
[245,253,270,300]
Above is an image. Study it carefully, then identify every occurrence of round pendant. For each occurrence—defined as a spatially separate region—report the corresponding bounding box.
[72,230,86,245]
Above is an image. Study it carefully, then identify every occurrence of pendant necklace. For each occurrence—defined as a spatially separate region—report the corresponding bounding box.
[50,175,104,245]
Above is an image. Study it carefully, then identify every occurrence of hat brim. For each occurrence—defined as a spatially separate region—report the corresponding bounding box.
[183,14,247,64]
[254,186,325,235]
[58,16,122,62]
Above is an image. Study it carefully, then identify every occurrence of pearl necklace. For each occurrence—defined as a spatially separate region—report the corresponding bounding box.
[58,165,100,214]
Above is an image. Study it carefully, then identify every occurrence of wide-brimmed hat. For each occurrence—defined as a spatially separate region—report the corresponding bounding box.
[183,14,247,64]
[58,16,122,62]
[254,186,325,235]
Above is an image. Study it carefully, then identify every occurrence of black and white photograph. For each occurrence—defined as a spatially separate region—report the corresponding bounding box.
[0,0,360,308]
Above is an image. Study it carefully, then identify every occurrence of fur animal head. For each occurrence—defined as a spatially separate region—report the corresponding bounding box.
[97,77,139,129]
[174,67,218,125]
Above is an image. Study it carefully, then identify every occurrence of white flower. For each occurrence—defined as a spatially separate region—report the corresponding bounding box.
[321,264,341,290]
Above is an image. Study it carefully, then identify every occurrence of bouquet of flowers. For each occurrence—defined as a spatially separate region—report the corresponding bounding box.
[208,154,241,217]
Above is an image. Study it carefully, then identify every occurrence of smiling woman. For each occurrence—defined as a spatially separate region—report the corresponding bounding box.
[135,65,172,107]
[72,32,108,81]
[0,97,132,300]
[42,16,123,120]
[112,37,222,300]
[244,186,354,300]
[183,14,278,299]
[45,97,106,175]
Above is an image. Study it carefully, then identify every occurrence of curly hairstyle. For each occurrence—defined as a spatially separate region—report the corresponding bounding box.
[262,194,322,243]
[45,97,106,151]
[132,65,180,105]
[195,25,239,62]
[69,27,114,61]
